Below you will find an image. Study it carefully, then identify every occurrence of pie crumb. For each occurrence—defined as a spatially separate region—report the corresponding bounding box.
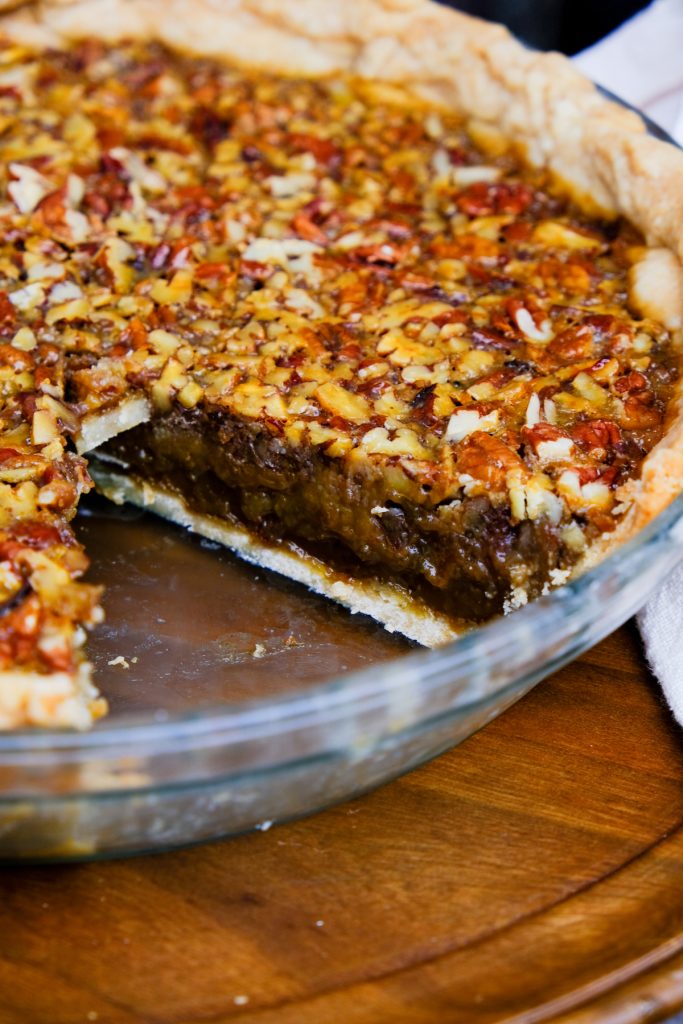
[107,656,130,669]
[503,587,529,614]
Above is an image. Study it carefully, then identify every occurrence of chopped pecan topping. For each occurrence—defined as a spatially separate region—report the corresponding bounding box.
[455,181,534,217]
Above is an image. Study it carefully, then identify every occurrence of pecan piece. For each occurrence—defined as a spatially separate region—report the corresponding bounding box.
[614,371,648,394]
[292,212,327,245]
[288,132,342,169]
[0,292,17,337]
[456,181,534,217]
[240,260,273,281]
[471,327,515,352]
[572,419,622,451]
[620,394,662,430]
[455,431,526,491]
[547,324,594,363]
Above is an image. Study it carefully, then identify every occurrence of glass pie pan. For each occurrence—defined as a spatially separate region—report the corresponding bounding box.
[1,96,682,863]
[0,483,682,862]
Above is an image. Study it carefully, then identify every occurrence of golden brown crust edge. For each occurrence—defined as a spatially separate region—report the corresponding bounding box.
[5,0,683,584]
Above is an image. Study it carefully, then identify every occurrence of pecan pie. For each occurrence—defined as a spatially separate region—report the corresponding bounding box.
[1,0,682,727]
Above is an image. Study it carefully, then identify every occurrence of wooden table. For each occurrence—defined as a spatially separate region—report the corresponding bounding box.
[2,621,683,1024]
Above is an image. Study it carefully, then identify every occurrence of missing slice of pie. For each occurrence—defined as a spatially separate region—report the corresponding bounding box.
[1,0,683,728]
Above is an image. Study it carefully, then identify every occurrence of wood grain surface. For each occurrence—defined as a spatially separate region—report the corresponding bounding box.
[1,621,683,1024]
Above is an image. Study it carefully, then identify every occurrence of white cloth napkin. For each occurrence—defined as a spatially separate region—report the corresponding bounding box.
[574,0,683,144]
[574,1,683,719]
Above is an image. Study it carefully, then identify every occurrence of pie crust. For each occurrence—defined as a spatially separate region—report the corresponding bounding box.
[1,0,683,727]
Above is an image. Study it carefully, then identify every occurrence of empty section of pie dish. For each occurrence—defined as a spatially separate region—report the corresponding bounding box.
[1,485,682,861]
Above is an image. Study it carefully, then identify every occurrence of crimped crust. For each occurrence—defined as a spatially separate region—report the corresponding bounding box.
[2,0,683,561]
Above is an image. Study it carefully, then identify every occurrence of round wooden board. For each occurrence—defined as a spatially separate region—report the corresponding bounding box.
[2,621,683,1024]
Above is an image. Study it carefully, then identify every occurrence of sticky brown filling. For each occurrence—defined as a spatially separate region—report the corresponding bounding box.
[98,407,572,623]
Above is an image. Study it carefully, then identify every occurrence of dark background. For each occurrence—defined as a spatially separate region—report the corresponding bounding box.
[438,0,649,52]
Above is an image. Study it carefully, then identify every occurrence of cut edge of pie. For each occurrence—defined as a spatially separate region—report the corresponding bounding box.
[89,461,458,648]
[0,0,682,728]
